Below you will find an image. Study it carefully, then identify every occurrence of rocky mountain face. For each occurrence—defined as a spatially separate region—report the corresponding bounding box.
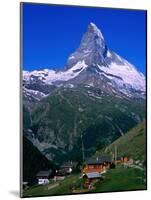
[23,23,146,163]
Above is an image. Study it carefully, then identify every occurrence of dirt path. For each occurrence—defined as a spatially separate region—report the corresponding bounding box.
[47,183,59,190]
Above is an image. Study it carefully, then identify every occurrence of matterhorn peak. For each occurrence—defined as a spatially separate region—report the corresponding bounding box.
[81,22,105,51]
[67,22,107,68]
[88,22,104,40]
[23,22,145,101]
[89,22,97,27]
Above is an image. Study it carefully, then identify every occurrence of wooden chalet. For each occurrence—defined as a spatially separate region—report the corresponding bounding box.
[56,161,78,176]
[122,156,130,163]
[115,156,130,164]
[83,172,102,189]
[82,155,112,174]
[36,170,53,185]
[115,156,123,164]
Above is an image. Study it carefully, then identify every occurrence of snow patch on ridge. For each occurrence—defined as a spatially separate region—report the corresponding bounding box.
[23,60,88,85]
[98,60,145,91]
[23,87,47,101]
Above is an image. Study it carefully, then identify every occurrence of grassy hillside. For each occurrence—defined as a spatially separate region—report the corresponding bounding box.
[93,165,146,192]
[101,121,146,162]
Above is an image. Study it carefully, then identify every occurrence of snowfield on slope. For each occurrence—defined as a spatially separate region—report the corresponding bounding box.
[23,60,88,84]
[98,60,145,91]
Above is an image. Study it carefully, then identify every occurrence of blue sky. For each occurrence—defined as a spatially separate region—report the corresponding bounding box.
[22,3,146,74]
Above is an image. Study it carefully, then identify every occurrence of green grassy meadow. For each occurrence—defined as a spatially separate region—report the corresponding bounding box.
[23,165,146,197]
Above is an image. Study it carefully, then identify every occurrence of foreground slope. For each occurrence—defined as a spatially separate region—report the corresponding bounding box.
[23,166,146,197]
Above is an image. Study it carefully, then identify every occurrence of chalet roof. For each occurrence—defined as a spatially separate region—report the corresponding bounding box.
[61,161,78,168]
[85,172,101,179]
[86,155,112,165]
[36,170,52,178]
[61,162,72,168]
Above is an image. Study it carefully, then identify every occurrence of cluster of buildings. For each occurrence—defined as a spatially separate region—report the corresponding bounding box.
[35,155,131,189]
[36,161,78,185]
[82,155,134,189]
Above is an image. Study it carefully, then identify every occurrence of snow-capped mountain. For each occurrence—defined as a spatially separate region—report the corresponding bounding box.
[23,23,146,161]
[23,22,145,100]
